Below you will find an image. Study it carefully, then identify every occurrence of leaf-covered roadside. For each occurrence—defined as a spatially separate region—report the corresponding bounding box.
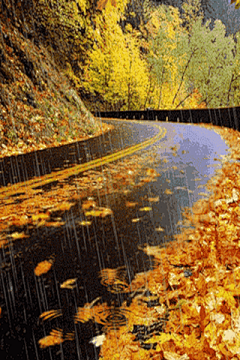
[99,124,240,360]
[0,14,111,158]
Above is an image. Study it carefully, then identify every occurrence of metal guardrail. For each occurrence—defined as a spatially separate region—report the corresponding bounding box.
[95,106,240,131]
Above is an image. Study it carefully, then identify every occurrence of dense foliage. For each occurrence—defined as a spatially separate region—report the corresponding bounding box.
[80,0,240,110]
[1,0,240,134]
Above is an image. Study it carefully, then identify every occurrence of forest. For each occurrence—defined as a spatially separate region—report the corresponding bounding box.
[25,0,240,111]
[1,0,240,149]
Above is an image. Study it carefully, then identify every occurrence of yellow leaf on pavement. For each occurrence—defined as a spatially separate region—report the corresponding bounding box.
[32,213,50,222]
[60,278,77,289]
[34,260,53,276]
[139,207,152,212]
[148,196,159,202]
[132,218,141,223]
[82,200,97,210]
[10,232,29,239]
[126,201,138,208]
[85,207,113,218]
[155,226,165,232]
[78,221,92,226]
[40,309,62,321]
[39,329,63,348]
[57,202,73,211]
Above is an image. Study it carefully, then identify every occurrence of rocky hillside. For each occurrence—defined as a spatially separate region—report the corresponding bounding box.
[0,11,109,158]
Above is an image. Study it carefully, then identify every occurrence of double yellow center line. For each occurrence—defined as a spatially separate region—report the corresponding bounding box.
[0,121,167,199]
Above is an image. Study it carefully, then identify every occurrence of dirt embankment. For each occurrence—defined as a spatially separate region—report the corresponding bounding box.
[0,14,112,158]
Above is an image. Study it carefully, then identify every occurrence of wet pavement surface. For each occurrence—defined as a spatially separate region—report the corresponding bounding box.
[0,120,156,187]
[0,120,230,359]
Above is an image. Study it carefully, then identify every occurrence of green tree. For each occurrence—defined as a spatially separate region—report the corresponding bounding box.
[146,4,203,109]
[145,1,238,109]
[226,32,240,106]
[181,0,204,35]
[33,0,95,67]
[183,18,235,107]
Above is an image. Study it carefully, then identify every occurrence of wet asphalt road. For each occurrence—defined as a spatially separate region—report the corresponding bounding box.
[0,120,230,360]
[0,120,156,187]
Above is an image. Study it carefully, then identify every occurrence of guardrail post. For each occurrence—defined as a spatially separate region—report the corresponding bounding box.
[166,116,168,122]
[177,117,179,123]
[156,116,158,121]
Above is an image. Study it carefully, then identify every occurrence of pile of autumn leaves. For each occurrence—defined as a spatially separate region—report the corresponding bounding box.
[0,16,105,157]
[99,125,240,360]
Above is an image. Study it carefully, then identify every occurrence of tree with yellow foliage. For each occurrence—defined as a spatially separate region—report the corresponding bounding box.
[33,0,94,67]
[82,1,150,111]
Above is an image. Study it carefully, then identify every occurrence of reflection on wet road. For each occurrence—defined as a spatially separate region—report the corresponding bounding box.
[0,120,229,359]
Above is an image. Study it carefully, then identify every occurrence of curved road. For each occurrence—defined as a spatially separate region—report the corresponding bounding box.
[0,119,230,360]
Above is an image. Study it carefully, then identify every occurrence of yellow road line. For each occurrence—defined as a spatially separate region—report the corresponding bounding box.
[0,122,167,199]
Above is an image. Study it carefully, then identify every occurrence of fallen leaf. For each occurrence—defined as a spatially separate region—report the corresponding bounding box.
[40,309,62,321]
[82,200,97,210]
[85,207,113,218]
[148,196,159,202]
[132,218,141,223]
[222,329,236,343]
[60,278,77,289]
[165,189,173,195]
[34,260,53,276]
[32,213,50,222]
[210,312,225,324]
[146,168,159,177]
[164,352,189,360]
[75,306,93,323]
[39,329,63,348]
[125,201,138,208]
[10,232,29,239]
[89,334,106,347]
[155,226,165,232]
[78,220,91,226]
[139,207,152,212]
[57,202,73,211]
[44,221,65,227]
[226,188,239,204]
